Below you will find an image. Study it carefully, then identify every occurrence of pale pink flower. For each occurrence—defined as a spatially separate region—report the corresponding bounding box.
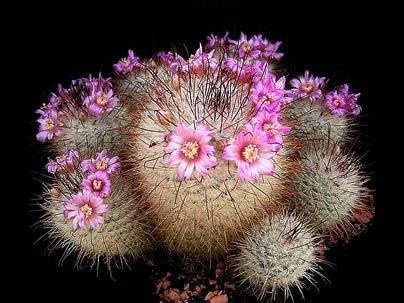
[165,123,217,181]
[64,190,109,230]
[223,130,277,182]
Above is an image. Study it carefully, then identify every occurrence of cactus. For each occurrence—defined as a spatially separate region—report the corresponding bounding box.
[39,149,151,269]
[230,213,324,301]
[290,141,373,240]
[33,33,374,301]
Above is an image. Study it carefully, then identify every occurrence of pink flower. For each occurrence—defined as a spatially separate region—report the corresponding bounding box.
[82,88,119,117]
[165,123,217,181]
[81,150,120,175]
[223,130,277,182]
[36,109,63,142]
[46,150,80,174]
[249,74,286,111]
[205,32,230,50]
[250,111,291,151]
[64,190,109,230]
[325,84,361,117]
[230,33,283,60]
[224,58,266,82]
[81,171,112,197]
[182,46,217,74]
[290,71,326,101]
[232,33,261,58]
[113,50,141,75]
[156,51,187,74]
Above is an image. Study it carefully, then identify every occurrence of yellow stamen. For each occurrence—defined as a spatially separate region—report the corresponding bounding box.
[80,204,93,218]
[96,95,109,106]
[45,118,55,130]
[181,141,199,159]
[333,98,341,107]
[262,123,273,132]
[121,58,130,67]
[242,144,259,163]
[92,179,103,191]
[302,83,314,93]
[241,41,251,53]
[95,161,108,170]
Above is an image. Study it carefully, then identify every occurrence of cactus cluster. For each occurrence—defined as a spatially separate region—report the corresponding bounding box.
[34,33,374,301]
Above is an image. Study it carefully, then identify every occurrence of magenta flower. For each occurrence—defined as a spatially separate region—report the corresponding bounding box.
[325,84,361,117]
[64,190,109,230]
[250,111,291,151]
[113,50,141,75]
[82,87,119,117]
[205,32,230,50]
[156,51,187,74]
[224,58,267,82]
[165,123,217,181]
[81,171,112,198]
[223,130,277,182]
[46,150,80,174]
[229,33,283,60]
[81,150,120,175]
[290,71,326,101]
[232,33,261,59]
[249,74,286,111]
[36,109,63,142]
[182,46,217,74]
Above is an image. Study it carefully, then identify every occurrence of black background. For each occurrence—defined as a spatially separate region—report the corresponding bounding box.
[12,1,388,302]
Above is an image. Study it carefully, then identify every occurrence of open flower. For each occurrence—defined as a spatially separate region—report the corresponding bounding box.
[223,130,277,182]
[250,111,291,151]
[182,45,217,74]
[82,87,119,117]
[64,190,109,230]
[205,32,230,50]
[81,171,112,197]
[156,51,187,74]
[249,74,286,111]
[165,123,217,181]
[36,109,63,142]
[325,84,361,117]
[81,150,120,175]
[290,71,326,101]
[230,33,283,60]
[46,150,79,174]
[113,50,141,75]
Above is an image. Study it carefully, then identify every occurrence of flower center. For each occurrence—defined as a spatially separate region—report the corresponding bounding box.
[262,123,273,132]
[263,95,272,104]
[121,58,130,67]
[80,203,93,218]
[95,161,108,170]
[181,141,199,159]
[241,41,251,53]
[333,97,341,107]
[302,83,314,93]
[92,179,103,191]
[96,95,109,106]
[45,119,55,130]
[242,144,259,163]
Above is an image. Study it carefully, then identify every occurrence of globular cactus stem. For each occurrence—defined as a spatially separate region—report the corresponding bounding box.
[230,213,325,301]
